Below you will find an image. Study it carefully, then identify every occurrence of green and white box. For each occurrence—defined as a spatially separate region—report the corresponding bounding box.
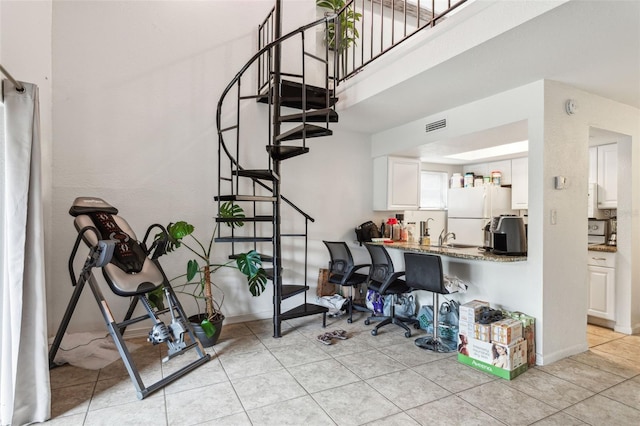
[458,337,528,380]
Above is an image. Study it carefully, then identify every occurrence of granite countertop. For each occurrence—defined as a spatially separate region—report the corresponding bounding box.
[588,244,617,253]
[369,241,527,263]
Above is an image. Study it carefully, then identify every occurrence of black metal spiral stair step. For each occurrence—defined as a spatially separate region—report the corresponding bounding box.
[280,303,329,321]
[266,145,310,161]
[281,285,310,299]
[215,215,273,223]
[228,253,273,263]
[279,108,338,123]
[257,80,337,109]
[214,236,273,243]
[214,195,277,202]
[234,169,280,181]
[275,124,332,142]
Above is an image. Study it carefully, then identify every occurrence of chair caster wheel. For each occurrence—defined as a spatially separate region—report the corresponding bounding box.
[364,319,370,325]
[347,318,352,324]
[413,323,420,329]
[404,331,412,338]
[371,329,378,336]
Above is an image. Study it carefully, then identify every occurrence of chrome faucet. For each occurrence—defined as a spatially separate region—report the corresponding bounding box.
[438,229,456,246]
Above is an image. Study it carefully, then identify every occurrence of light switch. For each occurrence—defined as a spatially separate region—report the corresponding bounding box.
[554,176,566,189]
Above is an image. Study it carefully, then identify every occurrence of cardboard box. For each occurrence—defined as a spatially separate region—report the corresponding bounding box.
[459,300,490,323]
[458,319,474,337]
[458,353,528,380]
[474,323,492,342]
[457,336,528,380]
[316,268,335,297]
[503,311,536,366]
[491,318,523,345]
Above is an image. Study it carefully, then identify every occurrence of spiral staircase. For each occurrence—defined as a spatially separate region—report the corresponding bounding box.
[214,4,340,337]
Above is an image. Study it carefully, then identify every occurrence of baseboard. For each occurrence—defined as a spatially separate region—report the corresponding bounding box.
[587,316,615,330]
[535,342,588,366]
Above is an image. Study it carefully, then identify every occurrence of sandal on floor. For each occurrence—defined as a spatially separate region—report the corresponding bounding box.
[331,329,348,340]
[317,333,333,345]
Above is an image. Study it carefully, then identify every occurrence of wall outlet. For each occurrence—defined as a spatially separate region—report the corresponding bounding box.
[550,209,557,225]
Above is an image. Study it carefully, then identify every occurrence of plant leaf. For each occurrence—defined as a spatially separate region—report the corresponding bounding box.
[219,201,245,228]
[236,250,268,296]
[247,269,268,297]
[200,319,216,338]
[187,259,199,281]
[168,221,194,242]
[147,287,165,311]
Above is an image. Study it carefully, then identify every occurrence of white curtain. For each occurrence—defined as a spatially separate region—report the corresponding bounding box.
[0,79,50,425]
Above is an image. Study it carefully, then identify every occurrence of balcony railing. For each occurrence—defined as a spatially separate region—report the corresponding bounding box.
[328,0,469,83]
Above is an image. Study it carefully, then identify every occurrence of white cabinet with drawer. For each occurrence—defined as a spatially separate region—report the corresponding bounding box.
[587,251,616,320]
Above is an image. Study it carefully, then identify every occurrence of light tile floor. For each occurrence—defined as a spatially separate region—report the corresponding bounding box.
[44,318,640,425]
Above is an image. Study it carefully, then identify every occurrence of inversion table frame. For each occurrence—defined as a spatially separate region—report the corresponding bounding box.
[49,197,211,400]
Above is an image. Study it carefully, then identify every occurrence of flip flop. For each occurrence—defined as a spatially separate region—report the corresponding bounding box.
[316,333,333,345]
[331,329,348,340]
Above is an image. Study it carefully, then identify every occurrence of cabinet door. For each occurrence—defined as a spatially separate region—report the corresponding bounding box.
[389,157,420,210]
[511,157,528,210]
[587,264,615,320]
[588,146,597,184]
[373,156,420,210]
[597,144,617,208]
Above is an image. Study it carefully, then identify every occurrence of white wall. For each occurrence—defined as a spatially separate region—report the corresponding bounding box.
[542,81,640,337]
[45,0,374,335]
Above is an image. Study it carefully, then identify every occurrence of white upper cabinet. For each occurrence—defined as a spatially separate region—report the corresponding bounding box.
[373,156,421,211]
[511,157,528,210]
[588,146,597,184]
[597,143,617,209]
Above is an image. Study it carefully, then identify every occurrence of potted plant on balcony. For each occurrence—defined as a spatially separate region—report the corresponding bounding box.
[317,0,362,51]
[316,0,362,77]
[153,201,268,347]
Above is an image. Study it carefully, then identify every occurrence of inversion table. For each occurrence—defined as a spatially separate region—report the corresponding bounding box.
[49,197,210,399]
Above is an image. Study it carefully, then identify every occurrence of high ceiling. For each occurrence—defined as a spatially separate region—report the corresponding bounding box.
[337,0,640,162]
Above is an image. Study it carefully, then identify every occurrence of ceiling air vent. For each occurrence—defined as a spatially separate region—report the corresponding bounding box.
[425,118,446,133]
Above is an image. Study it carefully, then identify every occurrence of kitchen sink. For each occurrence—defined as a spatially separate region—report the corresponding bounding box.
[434,243,478,249]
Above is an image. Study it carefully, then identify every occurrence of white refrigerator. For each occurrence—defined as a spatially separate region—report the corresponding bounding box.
[447,186,516,246]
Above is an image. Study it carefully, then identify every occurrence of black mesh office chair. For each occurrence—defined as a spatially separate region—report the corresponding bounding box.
[323,241,370,323]
[403,252,456,352]
[364,244,415,337]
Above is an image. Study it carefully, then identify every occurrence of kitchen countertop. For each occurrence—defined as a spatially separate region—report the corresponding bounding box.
[588,244,617,253]
[369,242,527,263]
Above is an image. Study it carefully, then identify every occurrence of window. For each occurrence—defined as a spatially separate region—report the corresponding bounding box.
[420,171,448,209]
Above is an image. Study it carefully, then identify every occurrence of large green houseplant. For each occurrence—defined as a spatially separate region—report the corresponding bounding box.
[317,0,362,52]
[154,202,268,345]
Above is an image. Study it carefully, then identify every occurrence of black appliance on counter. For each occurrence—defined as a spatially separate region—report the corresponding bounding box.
[490,215,527,255]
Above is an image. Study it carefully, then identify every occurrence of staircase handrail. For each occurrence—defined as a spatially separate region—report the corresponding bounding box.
[216,14,336,223]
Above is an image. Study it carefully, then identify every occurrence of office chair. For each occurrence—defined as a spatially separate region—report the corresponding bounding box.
[364,244,416,337]
[403,252,456,352]
[49,197,210,399]
[322,241,370,323]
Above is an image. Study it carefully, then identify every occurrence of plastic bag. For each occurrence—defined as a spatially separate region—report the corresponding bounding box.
[417,305,434,332]
[365,289,384,314]
[417,300,460,340]
[383,294,416,318]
